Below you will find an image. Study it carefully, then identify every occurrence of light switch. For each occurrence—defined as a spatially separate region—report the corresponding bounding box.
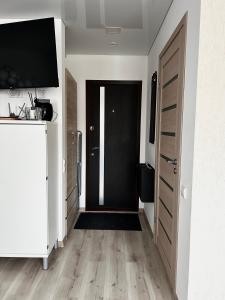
[62,159,66,173]
[181,185,188,199]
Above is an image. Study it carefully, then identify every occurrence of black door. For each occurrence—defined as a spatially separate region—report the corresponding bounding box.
[86,81,142,211]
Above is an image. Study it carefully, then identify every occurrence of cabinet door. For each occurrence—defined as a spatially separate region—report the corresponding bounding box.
[0,124,48,255]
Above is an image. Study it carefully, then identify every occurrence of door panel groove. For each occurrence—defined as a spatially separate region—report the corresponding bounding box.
[161,132,176,137]
[159,198,173,218]
[158,222,172,266]
[159,204,173,242]
[159,219,172,244]
[160,154,175,162]
[162,51,179,85]
[160,157,175,189]
[162,104,177,112]
[160,176,174,191]
[162,79,178,109]
[163,74,179,89]
[159,180,174,215]
[160,134,176,159]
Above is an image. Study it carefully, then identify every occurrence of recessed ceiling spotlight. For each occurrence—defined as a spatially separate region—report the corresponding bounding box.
[109,42,119,46]
[105,27,122,34]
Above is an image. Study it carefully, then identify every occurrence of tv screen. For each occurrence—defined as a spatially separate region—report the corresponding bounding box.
[0,18,59,89]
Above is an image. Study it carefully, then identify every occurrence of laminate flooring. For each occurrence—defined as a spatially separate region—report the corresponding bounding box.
[0,213,173,300]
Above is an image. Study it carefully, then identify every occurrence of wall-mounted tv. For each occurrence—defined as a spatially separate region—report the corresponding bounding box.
[0,18,59,89]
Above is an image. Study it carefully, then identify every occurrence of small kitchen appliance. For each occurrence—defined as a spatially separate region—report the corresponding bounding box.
[34,99,53,121]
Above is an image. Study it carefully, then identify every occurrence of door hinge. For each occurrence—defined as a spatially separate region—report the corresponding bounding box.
[45,129,47,134]
[47,245,49,250]
[46,176,48,181]
[154,216,157,223]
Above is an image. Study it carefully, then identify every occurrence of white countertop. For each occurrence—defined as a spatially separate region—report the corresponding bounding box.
[0,120,48,125]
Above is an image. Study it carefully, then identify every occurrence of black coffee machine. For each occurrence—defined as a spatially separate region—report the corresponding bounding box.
[34,99,53,121]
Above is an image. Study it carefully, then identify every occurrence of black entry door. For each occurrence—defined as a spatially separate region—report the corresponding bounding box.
[86,81,142,211]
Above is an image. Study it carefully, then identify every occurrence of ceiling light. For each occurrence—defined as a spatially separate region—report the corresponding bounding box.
[109,42,119,46]
[105,27,122,34]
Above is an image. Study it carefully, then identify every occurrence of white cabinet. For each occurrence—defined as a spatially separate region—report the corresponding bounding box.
[0,121,58,269]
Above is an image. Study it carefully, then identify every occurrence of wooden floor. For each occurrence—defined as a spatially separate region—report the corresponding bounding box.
[0,214,173,300]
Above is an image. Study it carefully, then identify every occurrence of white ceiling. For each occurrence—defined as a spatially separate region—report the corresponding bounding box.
[0,0,173,55]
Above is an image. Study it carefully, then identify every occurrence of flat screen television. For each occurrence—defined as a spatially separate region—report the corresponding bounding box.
[0,18,59,89]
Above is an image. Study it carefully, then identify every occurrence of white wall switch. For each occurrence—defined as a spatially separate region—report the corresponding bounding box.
[181,185,188,200]
[62,159,66,173]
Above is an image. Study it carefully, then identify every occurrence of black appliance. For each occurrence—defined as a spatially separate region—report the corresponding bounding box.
[34,99,53,121]
[138,163,155,203]
[0,18,59,89]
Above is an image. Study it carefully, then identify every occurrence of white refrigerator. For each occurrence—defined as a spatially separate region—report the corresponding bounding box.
[0,120,58,269]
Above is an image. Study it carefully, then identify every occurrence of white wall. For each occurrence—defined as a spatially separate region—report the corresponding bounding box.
[0,19,66,243]
[65,55,148,209]
[144,0,201,299]
[188,1,225,299]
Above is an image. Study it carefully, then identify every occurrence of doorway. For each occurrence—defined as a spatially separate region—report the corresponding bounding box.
[86,80,142,211]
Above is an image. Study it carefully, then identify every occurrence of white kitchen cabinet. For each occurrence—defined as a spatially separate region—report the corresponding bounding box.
[0,121,58,269]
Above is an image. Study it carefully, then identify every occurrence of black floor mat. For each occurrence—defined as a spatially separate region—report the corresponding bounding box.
[74,212,142,231]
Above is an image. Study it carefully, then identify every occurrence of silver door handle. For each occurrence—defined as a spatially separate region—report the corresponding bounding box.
[77,131,82,164]
[167,159,177,166]
[92,147,99,151]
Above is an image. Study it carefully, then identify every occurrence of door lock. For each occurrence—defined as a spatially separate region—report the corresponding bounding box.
[89,125,94,132]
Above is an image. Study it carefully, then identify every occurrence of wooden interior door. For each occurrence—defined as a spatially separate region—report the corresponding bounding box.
[155,15,187,290]
[66,69,79,234]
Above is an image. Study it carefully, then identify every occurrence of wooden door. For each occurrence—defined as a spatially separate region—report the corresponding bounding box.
[65,69,79,234]
[155,15,187,290]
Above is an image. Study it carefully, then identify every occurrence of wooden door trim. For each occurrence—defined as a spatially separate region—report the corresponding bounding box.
[65,68,78,235]
[154,14,187,291]
[66,68,74,81]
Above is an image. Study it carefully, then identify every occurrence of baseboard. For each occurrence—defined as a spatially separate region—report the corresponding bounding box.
[142,209,154,237]
[58,237,67,248]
